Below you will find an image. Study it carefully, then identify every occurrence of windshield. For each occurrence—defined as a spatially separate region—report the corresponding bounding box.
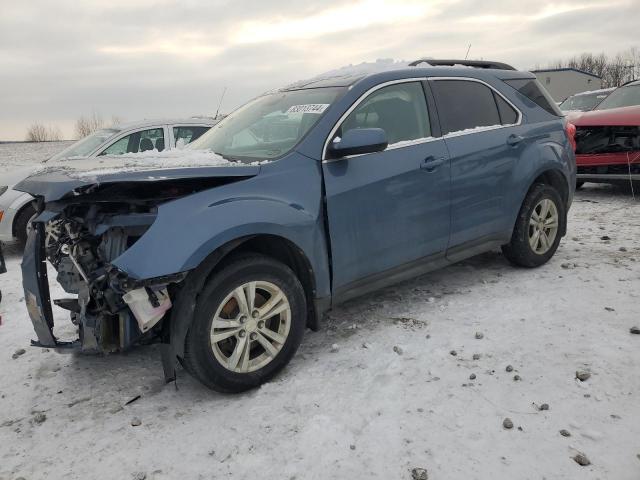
[595,84,640,110]
[188,87,346,160]
[559,92,609,112]
[47,128,119,162]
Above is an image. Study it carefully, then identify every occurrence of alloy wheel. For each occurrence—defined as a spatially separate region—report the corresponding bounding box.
[209,281,291,373]
[528,198,559,254]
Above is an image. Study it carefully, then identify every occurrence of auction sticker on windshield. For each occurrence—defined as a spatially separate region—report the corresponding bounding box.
[286,104,329,114]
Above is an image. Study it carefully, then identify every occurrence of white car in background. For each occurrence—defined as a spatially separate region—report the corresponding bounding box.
[0,118,217,244]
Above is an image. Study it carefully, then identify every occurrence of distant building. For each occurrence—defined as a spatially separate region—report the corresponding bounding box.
[531,68,602,102]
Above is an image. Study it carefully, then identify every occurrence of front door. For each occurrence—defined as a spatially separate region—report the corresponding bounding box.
[322,81,451,296]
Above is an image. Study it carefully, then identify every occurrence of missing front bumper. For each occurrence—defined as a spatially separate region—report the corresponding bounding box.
[21,222,79,350]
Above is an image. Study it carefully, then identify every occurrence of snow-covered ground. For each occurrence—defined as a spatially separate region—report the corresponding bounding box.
[0,141,73,170]
[1,145,639,480]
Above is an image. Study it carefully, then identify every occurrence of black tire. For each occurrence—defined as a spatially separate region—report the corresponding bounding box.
[502,183,566,268]
[182,253,306,393]
[14,204,36,245]
[575,181,585,190]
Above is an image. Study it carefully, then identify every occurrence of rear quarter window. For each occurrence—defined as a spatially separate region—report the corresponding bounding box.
[494,93,518,124]
[504,78,562,116]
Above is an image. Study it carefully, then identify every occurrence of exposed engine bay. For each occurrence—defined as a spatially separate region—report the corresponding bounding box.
[26,177,237,354]
[44,205,167,352]
[575,125,640,155]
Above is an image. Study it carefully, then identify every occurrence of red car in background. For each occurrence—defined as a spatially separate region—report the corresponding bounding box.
[568,79,640,187]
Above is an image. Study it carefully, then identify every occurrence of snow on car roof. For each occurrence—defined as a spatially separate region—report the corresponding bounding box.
[282,59,412,90]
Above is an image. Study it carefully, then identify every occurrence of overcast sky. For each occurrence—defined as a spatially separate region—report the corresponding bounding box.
[1,0,637,140]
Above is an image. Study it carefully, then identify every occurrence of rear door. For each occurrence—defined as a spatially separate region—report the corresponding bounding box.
[322,80,451,295]
[429,78,522,252]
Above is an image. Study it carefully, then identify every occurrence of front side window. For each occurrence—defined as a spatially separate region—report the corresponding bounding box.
[189,87,345,160]
[431,80,502,134]
[99,128,165,155]
[339,82,431,145]
[173,126,210,147]
[595,83,640,110]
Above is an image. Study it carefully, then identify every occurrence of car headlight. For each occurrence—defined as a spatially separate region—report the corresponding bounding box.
[0,186,7,197]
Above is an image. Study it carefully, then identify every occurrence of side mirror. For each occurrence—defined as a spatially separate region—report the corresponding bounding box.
[328,128,388,158]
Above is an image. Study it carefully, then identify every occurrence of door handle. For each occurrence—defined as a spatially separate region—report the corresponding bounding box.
[507,134,525,146]
[420,156,445,172]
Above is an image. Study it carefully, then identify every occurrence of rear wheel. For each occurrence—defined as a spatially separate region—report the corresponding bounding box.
[14,204,36,245]
[183,254,306,393]
[502,183,565,268]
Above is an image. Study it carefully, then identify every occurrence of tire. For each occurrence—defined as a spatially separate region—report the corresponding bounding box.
[502,183,566,268]
[14,204,36,245]
[575,181,585,190]
[182,253,306,393]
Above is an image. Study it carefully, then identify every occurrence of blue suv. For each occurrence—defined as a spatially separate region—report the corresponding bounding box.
[14,59,575,392]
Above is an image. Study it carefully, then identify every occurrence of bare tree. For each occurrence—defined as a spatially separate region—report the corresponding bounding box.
[25,123,62,142]
[47,126,63,141]
[26,123,49,142]
[547,46,639,88]
[75,111,104,138]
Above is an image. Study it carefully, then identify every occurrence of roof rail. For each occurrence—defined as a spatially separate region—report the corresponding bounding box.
[409,59,516,71]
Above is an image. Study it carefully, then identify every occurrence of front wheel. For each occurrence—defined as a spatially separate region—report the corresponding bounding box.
[182,254,306,393]
[502,183,566,268]
[14,204,36,245]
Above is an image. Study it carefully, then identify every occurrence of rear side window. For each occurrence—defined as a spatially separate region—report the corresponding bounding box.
[430,80,502,134]
[504,78,562,116]
[173,126,210,147]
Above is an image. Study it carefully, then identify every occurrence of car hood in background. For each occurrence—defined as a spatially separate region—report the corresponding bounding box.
[0,165,39,187]
[567,105,640,127]
[14,153,261,202]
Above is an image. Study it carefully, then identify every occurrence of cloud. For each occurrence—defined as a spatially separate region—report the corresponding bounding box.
[0,0,636,140]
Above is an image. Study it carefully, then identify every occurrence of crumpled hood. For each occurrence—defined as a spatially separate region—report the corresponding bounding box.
[567,105,640,127]
[14,153,261,202]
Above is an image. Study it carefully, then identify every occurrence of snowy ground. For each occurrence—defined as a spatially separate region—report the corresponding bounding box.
[0,141,73,170]
[1,145,639,480]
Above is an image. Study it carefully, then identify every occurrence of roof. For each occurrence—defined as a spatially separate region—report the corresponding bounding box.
[531,68,601,79]
[113,117,218,131]
[283,60,533,91]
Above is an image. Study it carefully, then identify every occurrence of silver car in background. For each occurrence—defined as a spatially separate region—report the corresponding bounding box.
[0,117,217,243]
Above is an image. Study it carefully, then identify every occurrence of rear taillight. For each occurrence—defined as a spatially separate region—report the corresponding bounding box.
[565,122,577,152]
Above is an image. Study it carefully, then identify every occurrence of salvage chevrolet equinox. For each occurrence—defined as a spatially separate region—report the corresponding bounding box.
[13,59,576,392]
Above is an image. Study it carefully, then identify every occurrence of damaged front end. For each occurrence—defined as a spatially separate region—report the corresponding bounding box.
[17,167,256,359]
[575,125,640,181]
[22,194,185,354]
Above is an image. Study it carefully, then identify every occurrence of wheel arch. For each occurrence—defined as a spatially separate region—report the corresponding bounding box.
[167,233,322,362]
[512,167,570,238]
